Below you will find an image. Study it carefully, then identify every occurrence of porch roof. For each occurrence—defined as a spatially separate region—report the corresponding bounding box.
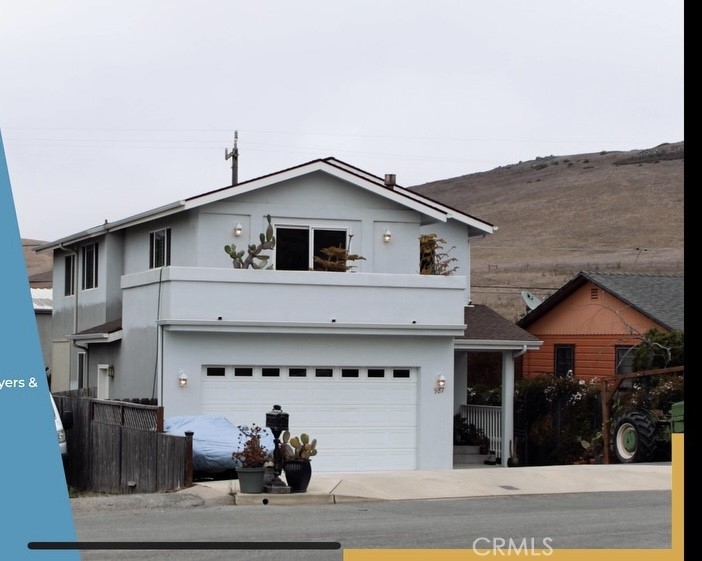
[455,304,542,351]
[70,318,123,344]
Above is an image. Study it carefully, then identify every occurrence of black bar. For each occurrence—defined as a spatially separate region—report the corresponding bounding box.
[28,541,341,551]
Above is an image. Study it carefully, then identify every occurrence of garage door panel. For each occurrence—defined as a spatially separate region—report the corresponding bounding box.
[201,369,418,471]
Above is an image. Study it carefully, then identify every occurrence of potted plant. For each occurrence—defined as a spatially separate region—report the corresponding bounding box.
[281,431,317,492]
[232,424,272,493]
[454,415,489,450]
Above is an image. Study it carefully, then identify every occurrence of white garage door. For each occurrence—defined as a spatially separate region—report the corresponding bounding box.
[201,366,417,472]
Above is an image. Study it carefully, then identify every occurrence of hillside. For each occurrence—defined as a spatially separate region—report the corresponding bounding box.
[22,141,684,321]
[411,141,684,321]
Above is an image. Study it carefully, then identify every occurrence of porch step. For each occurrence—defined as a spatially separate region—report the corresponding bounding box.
[453,445,488,466]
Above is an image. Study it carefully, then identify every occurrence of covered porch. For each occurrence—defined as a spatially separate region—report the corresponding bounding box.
[453,305,542,467]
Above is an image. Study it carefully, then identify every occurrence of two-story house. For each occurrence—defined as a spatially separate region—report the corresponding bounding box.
[37,157,541,472]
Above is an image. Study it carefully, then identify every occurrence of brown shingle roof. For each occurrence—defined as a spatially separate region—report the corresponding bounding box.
[460,304,540,342]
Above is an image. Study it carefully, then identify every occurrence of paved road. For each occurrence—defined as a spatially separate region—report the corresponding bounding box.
[70,490,672,561]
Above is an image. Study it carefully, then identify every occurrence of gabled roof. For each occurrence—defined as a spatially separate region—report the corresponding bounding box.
[36,157,495,252]
[517,272,684,332]
[456,304,542,351]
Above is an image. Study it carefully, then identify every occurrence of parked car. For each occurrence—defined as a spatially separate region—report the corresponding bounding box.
[164,416,275,480]
[51,393,72,459]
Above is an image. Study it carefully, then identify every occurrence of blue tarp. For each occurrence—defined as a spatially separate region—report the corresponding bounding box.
[165,416,275,472]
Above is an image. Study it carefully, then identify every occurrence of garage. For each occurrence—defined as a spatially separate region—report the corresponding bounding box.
[200,365,418,472]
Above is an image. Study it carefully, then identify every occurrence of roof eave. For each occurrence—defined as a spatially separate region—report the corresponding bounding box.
[454,339,543,351]
[36,201,186,252]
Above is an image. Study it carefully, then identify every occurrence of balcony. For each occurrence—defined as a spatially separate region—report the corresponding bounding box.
[122,267,467,336]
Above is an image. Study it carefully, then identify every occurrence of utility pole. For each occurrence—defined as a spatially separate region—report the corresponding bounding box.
[225,131,239,186]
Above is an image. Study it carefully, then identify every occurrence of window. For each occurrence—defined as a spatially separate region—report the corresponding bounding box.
[554,345,575,377]
[64,254,75,296]
[234,367,253,377]
[341,369,359,378]
[615,346,635,375]
[262,368,280,377]
[82,243,98,290]
[289,368,307,377]
[393,369,411,378]
[315,368,333,378]
[368,369,385,378]
[206,367,225,377]
[150,228,171,268]
[275,226,346,271]
[77,351,87,388]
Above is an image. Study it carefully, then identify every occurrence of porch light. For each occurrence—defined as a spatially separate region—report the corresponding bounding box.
[436,375,446,390]
[234,223,243,236]
[177,370,189,387]
[383,228,392,242]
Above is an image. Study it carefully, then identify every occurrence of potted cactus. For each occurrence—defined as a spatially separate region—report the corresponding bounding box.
[281,431,317,492]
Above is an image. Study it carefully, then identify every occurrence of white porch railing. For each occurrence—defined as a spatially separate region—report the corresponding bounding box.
[460,404,502,454]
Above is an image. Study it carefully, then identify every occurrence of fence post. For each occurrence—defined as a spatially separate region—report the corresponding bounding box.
[184,431,194,488]
[156,407,164,433]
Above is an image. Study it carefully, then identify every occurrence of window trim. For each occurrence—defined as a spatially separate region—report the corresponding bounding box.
[274,223,349,271]
[81,242,98,290]
[554,344,575,378]
[149,228,171,269]
[615,346,636,375]
[64,254,75,296]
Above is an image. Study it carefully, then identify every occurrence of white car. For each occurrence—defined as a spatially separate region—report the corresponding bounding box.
[50,394,70,458]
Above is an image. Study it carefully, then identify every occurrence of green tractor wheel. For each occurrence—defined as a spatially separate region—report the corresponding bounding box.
[613,410,657,463]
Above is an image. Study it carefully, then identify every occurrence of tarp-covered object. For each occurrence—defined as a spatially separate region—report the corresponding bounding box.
[165,416,275,473]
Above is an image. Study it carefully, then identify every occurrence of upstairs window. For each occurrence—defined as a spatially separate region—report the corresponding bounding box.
[64,254,75,296]
[275,226,346,271]
[149,228,171,268]
[81,242,98,290]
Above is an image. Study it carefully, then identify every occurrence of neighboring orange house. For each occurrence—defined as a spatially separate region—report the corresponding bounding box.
[516,272,684,381]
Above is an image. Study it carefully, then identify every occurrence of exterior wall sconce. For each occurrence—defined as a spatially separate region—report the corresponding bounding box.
[434,374,446,394]
[234,223,243,236]
[177,370,189,387]
[107,365,115,378]
[383,228,392,243]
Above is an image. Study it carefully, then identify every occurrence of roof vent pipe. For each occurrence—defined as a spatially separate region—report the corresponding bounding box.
[384,174,396,187]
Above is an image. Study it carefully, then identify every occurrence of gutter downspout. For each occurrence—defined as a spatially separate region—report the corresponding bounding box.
[60,243,88,390]
[513,344,528,359]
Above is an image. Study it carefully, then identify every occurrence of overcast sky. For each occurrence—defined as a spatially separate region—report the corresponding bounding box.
[1,1,684,242]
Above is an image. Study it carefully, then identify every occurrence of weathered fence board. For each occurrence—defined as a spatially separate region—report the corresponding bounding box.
[53,390,191,494]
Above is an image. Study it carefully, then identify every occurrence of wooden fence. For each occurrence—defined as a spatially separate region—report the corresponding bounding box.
[54,390,193,494]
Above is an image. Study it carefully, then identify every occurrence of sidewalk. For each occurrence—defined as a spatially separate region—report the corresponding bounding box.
[69,462,672,512]
[183,462,673,507]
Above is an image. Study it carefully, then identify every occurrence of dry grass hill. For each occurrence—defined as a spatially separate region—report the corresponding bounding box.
[410,141,684,321]
[23,141,684,322]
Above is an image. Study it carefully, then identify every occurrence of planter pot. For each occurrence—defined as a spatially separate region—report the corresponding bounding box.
[283,460,312,492]
[237,467,266,494]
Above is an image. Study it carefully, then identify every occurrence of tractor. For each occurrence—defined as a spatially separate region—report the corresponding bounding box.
[612,400,683,463]
[600,366,683,464]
